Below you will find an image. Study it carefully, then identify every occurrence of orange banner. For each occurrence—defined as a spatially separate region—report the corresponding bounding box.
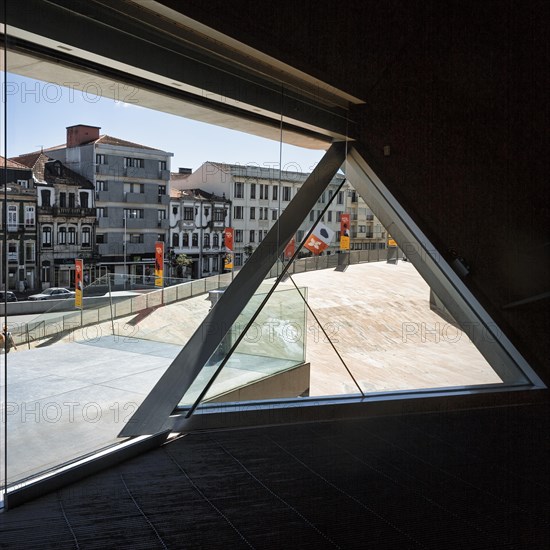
[304,223,335,255]
[75,259,83,308]
[224,253,233,270]
[340,213,350,250]
[284,236,296,260]
[155,241,164,287]
[224,227,234,251]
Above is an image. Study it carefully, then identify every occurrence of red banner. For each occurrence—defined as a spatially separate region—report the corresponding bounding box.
[340,213,350,250]
[155,241,164,287]
[284,236,296,260]
[224,227,234,251]
[75,259,83,308]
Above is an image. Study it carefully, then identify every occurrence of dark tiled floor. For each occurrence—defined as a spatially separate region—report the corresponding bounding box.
[1,403,549,549]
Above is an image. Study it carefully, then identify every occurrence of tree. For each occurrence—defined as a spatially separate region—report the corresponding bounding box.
[243,245,254,260]
[174,253,192,278]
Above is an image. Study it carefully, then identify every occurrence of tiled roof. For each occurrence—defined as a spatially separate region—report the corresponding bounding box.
[0,155,32,170]
[43,160,94,189]
[95,135,165,151]
[10,152,50,180]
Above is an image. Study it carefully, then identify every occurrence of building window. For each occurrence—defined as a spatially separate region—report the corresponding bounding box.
[59,192,67,207]
[42,226,52,247]
[25,242,36,263]
[124,182,144,194]
[80,192,89,208]
[337,191,344,205]
[328,211,333,222]
[272,186,278,201]
[157,234,165,243]
[172,233,179,247]
[7,204,17,231]
[192,233,198,247]
[124,157,144,168]
[235,230,243,243]
[124,208,144,219]
[212,256,219,272]
[25,206,35,227]
[234,181,243,198]
[213,209,225,222]
[96,180,108,192]
[58,226,67,244]
[283,186,291,201]
[158,209,166,220]
[68,193,76,208]
[271,209,278,221]
[97,207,107,218]
[96,233,105,244]
[297,230,304,242]
[234,206,243,219]
[250,207,255,220]
[82,227,91,247]
[213,233,219,247]
[259,184,267,199]
[96,154,106,165]
[7,242,18,263]
[234,253,243,267]
[159,160,167,171]
[309,211,315,222]
[182,233,189,247]
[204,233,210,247]
[41,261,51,283]
[158,185,166,201]
[129,233,144,244]
[183,207,194,221]
[250,183,256,199]
[68,226,77,245]
[40,189,51,207]
[249,230,255,243]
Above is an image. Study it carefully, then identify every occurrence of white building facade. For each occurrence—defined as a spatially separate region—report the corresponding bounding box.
[172,162,349,268]
[168,188,231,279]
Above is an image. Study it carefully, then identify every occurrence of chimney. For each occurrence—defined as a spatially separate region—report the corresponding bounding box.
[67,125,101,148]
[178,167,192,174]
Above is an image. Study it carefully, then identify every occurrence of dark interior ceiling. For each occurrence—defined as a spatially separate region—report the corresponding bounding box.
[2,0,548,384]
[156,0,550,384]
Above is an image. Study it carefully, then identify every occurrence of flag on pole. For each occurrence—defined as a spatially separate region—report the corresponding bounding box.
[75,259,83,308]
[284,236,296,260]
[155,241,164,287]
[340,213,350,250]
[304,223,335,255]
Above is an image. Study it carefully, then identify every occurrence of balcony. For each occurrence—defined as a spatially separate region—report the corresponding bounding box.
[159,169,171,180]
[125,166,146,178]
[53,206,97,217]
[157,219,169,230]
[157,194,170,205]
[124,192,148,204]
[95,164,112,176]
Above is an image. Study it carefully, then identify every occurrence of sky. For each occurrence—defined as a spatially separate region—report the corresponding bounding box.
[2,73,326,173]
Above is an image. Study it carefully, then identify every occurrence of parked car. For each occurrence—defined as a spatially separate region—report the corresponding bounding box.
[28,287,76,301]
[0,291,18,302]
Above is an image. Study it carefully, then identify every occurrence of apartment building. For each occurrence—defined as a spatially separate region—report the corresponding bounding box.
[0,157,36,291]
[348,189,387,250]
[11,151,97,289]
[46,125,173,279]
[172,162,348,267]
[169,187,231,278]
